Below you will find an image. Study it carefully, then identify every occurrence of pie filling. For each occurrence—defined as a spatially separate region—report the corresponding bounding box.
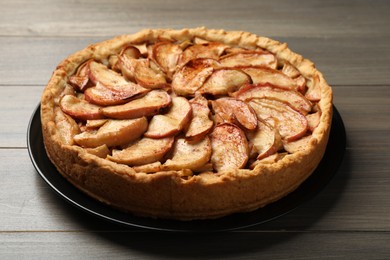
[55,38,323,174]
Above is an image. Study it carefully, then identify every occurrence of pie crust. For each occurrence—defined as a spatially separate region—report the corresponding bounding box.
[41,28,333,220]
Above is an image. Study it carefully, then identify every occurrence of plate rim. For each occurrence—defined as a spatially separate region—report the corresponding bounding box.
[27,104,346,232]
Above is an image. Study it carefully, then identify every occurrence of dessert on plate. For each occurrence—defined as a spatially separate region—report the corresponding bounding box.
[41,28,332,220]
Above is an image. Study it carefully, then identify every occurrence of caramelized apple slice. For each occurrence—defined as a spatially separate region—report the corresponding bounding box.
[151,41,183,77]
[69,61,91,91]
[185,94,214,142]
[249,99,308,141]
[178,42,228,67]
[163,137,212,171]
[219,51,277,69]
[199,68,251,96]
[144,97,192,138]
[212,97,258,130]
[210,123,249,171]
[118,54,167,89]
[87,60,149,104]
[84,82,146,106]
[240,67,298,90]
[246,119,283,160]
[101,90,171,119]
[235,83,312,115]
[54,107,80,145]
[60,95,104,120]
[172,58,218,96]
[73,117,148,148]
[108,137,174,166]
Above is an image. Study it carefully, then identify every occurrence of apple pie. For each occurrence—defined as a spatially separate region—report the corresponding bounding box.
[41,28,333,220]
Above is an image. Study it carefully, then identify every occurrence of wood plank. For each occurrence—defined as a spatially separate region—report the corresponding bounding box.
[1,147,389,232]
[0,231,389,259]
[1,0,389,38]
[1,85,388,148]
[1,35,390,85]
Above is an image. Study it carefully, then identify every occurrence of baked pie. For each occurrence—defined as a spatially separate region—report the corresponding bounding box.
[41,28,333,220]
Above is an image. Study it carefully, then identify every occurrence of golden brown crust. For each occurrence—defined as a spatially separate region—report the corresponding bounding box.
[41,27,332,220]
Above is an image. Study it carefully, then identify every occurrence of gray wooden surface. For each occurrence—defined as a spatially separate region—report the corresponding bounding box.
[1,0,390,258]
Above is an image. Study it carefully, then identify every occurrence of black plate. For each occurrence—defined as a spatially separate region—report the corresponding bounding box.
[28,104,346,232]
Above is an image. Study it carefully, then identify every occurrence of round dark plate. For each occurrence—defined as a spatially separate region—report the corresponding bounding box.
[27,104,346,232]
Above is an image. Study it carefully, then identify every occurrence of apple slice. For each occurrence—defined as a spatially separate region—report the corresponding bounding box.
[306,111,321,132]
[212,97,258,130]
[219,51,277,69]
[282,61,301,78]
[249,99,308,141]
[198,68,251,96]
[54,107,80,145]
[132,59,168,89]
[69,60,91,91]
[185,94,214,142]
[85,119,108,129]
[171,58,218,96]
[240,66,299,90]
[246,119,283,160]
[178,42,228,67]
[118,53,168,89]
[85,144,110,158]
[60,95,104,120]
[120,45,142,59]
[133,161,162,173]
[283,135,313,153]
[73,117,148,148]
[305,75,322,101]
[210,123,249,171]
[101,90,172,119]
[108,136,174,166]
[144,96,192,138]
[151,41,183,77]
[87,60,149,103]
[235,83,312,115]
[162,137,212,171]
[84,82,147,106]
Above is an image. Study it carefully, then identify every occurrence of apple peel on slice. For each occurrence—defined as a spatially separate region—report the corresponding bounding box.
[73,117,148,148]
[235,83,312,115]
[151,41,183,78]
[60,94,104,120]
[101,90,171,119]
[86,60,149,105]
[178,42,228,67]
[108,137,174,166]
[212,97,258,130]
[144,97,192,138]
[240,67,299,91]
[219,51,277,69]
[171,58,218,97]
[199,68,251,96]
[185,94,214,142]
[162,137,211,171]
[249,99,308,142]
[246,119,283,160]
[210,123,249,171]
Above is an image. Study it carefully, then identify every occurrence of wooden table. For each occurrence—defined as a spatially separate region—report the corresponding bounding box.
[1,0,389,258]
